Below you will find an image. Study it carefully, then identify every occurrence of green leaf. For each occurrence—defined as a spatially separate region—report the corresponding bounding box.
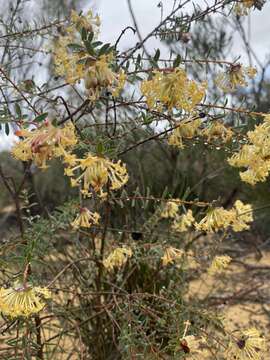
[15,103,21,117]
[125,60,130,70]
[98,43,111,56]
[87,32,94,43]
[173,54,182,68]
[92,41,103,48]
[34,113,48,123]
[96,142,104,155]
[81,27,87,41]
[67,43,84,51]
[52,118,58,126]
[84,40,95,56]
[153,49,160,62]
[5,123,9,135]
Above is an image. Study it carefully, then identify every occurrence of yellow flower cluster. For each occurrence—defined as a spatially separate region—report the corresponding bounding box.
[141,69,206,112]
[12,121,77,169]
[70,9,101,33]
[84,54,126,100]
[54,11,126,99]
[65,153,129,197]
[160,200,195,232]
[232,200,253,231]
[227,328,266,360]
[54,10,100,84]
[168,119,202,149]
[161,200,252,234]
[103,247,132,271]
[172,210,195,232]
[54,35,84,85]
[71,207,100,229]
[207,255,232,276]
[0,282,51,318]
[201,121,233,143]
[161,246,184,266]
[160,201,179,218]
[195,200,253,233]
[234,0,266,16]
[215,63,257,92]
[228,115,270,185]
[168,118,233,150]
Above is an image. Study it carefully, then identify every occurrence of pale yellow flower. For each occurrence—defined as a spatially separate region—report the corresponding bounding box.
[208,255,232,276]
[53,10,125,98]
[228,115,270,185]
[168,119,202,149]
[227,328,266,360]
[216,64,256,92]
[54,34,85,84]
[141,69,206,112]
[202,121,233,143]
[70,9,100,33]
[71,207,100,229]
[66,153,128,196]
[195,201,253,233]
[161,246,184,266]
[54,10,100,84]
[103,247,132,271]
[0,282,51,318]
[172,210,195,232]
[84,55,126,100]
[231,200,253,231]
[234,0,266,16]
[195,207,234,233]
[160,201,179,218]
[13,121,77,169]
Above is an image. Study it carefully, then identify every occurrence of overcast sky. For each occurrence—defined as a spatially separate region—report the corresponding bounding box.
[1,0,270,151]
[95,0,270,63]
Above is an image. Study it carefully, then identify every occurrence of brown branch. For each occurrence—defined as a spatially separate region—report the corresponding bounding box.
[0,67,39,114]
[35,315,43,360]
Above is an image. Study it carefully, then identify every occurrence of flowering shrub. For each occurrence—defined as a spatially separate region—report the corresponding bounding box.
[0,1,269,359]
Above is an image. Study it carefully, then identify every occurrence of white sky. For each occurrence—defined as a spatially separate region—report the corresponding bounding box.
[95,0,270,64]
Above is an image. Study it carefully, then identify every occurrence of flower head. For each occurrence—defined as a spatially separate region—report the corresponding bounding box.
[234,0,266,16]
[231,200,253,231]
[228,115,270,185]
[195,207,234,233]
[208,255,232,276]
[195,201,253,233]
[168,119,202,149]
[0,282,51,318]
[53,11,125,98]
[215,64,256,92]
[84,54,126,100]
[202,121,233,143]
[141,69,206,112]
[227,328,266,360]
[172,210,195,232]
[12,121,77,169]
[161,246,184,266]
[71,207,100,229]
[103,247,132,271]
[66,153,128,197]
[54,10,100,84]
[160,201,179,218]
